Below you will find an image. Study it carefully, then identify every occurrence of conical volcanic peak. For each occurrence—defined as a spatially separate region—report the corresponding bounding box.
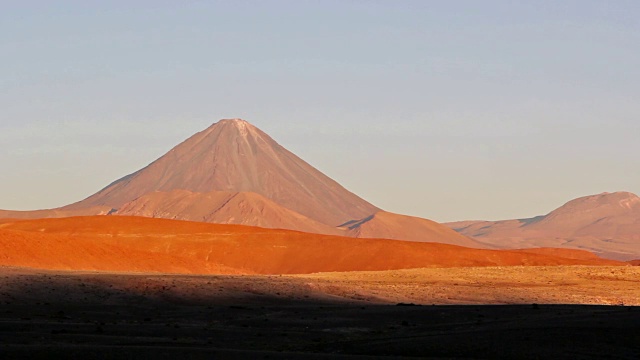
[64,119,379,226]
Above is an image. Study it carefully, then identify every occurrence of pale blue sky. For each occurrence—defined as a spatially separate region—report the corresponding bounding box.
[1,1,639,222]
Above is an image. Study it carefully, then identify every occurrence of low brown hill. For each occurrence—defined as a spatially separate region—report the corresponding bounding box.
[446,192,640,260]
[343,211,484,248]
[629,260,640,266]
[0,216,621,275]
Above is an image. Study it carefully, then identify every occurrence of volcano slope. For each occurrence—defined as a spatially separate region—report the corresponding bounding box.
[447,192,640,260]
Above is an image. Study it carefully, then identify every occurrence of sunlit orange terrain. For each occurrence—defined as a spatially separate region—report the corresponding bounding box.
[0,216,621,275]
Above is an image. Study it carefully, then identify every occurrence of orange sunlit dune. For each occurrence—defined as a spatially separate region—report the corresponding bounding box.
[0,216,622,275]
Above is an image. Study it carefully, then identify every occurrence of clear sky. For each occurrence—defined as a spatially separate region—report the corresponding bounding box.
[1,1,639,222]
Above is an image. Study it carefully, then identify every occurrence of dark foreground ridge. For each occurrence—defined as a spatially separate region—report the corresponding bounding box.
[1,269,639,359]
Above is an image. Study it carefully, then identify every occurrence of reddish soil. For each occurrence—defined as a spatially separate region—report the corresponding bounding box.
[0,216,622,275]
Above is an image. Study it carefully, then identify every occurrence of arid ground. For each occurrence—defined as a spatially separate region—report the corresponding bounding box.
[0,216,622,276]
[1,216,638,358]
[1,266,639,359]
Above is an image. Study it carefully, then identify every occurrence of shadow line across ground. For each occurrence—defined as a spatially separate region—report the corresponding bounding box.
[1,267,639,359]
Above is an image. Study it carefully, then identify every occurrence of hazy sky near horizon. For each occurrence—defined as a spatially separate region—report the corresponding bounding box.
[1,1,639,222]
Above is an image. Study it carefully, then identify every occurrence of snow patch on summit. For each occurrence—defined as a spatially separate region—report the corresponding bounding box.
[236,120,248,136]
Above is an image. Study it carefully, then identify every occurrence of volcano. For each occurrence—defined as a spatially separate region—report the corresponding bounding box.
[63,119,379,226]
[1,119,478,247]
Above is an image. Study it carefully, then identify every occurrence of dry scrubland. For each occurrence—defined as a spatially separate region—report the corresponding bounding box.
[301,266,640,306]
[1,266,639,359]
[2,265,639,307]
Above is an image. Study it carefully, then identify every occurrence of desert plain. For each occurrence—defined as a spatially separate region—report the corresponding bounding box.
[1,265,639,359]
[1,215,639,359]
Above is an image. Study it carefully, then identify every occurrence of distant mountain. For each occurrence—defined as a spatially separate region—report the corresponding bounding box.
[446,192,640,260]
[1,118,479,248]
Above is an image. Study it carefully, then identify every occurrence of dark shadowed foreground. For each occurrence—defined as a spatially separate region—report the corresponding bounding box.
[1,267,639,359]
